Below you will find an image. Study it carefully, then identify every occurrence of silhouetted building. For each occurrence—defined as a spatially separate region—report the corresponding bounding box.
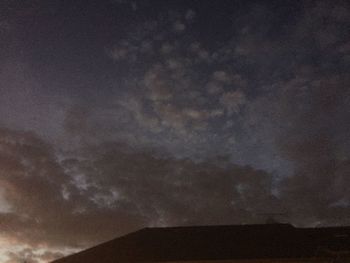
[52,224,350,263]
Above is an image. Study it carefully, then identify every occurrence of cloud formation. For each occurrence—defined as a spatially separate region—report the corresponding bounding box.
[0,127,278,259]
[0,0,350,262]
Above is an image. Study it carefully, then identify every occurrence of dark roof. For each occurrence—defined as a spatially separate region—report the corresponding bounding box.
[52,224,350,263]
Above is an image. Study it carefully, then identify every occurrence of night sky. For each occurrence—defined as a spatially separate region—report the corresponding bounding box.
[0,0,350,262]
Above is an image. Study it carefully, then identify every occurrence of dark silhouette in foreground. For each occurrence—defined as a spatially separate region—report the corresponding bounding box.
[52,223,350,263]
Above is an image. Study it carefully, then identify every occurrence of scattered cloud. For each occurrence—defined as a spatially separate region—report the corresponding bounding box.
[185,9,196,21]
[173,21,186,32]
[220,90,246,115]
[1,0,350,261]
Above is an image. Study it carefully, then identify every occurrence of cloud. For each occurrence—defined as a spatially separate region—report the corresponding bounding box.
[185,9,196,21]
[63,106,90,137]
[189,42,211,62]
[213,71,232,83]
[0,186,12,213]
[108,20,159,62]
[0,20,11,33]
[112,0,138,11]
[4,248,64,263]
[206,71,247,97]
[1,0,350,261]
[75,143,277,227]
[0,128,146,249]
[241,67,350,225]
[292,1,350,50]
[173,21,186,32]
[144,65,174,102]
[220,90,246,115]
[0,127,280,259]
[275,73,350,225]
[338,41,350,54]
[109,39,154,62]
[107,5,198,63]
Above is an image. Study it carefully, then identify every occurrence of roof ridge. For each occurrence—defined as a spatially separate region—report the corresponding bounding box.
[140,223,295,230]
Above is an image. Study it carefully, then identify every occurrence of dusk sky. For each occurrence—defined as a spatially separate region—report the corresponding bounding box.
[0,0,350,262]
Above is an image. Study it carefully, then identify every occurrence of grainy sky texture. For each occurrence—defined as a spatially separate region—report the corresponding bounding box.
[0,0,350,262]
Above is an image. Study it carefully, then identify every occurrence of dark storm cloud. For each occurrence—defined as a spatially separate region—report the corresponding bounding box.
[77,143,277,226]
[0,128,147,249]
[0,127,278,257]
[277,73,350,226]
[240,0,350,220]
